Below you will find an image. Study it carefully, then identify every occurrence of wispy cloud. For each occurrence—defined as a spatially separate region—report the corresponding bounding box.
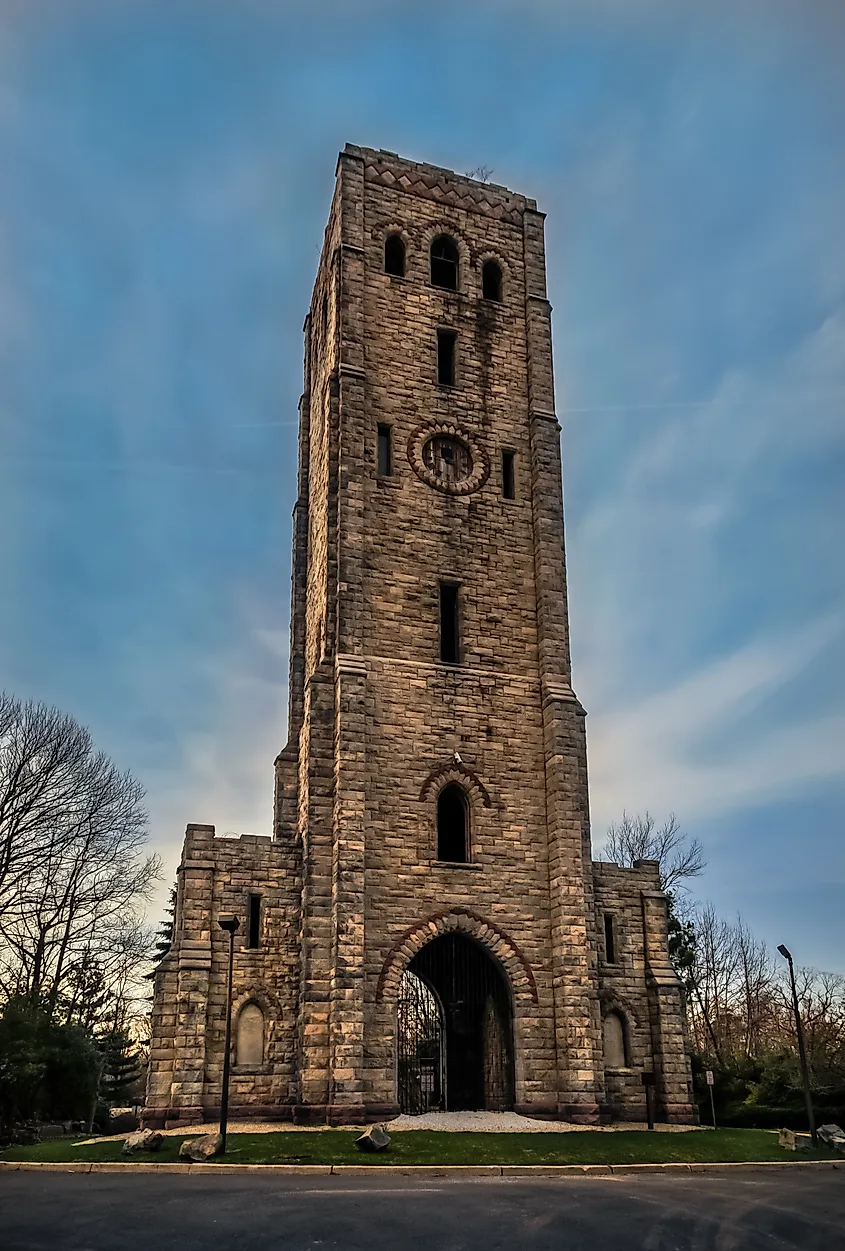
[142,607,289,904]
[0,1,841,966]
[588,614,843,831]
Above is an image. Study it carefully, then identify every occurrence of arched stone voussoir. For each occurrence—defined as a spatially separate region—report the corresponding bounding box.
[376,908,539,1005]
[598,987,640,1031]
[419,760,492,808]
[231,984,281,1020]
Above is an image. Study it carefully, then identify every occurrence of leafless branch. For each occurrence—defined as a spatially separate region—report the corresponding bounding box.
[0,692,159,1026]
[602,810,705,894]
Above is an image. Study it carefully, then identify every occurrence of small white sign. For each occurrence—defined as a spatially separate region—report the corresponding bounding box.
[705,1070,714,1086]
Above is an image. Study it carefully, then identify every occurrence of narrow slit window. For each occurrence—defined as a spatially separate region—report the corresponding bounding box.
[248,894,261,949]
[430,235,459,290]
[437,784,468,862]
[384,234,405,277]
[377,424,393,476]
[482,260,503,302]
[502,450,515,499]
[439,582,459,664]
[437,330,456,386]
[604,913,617,964]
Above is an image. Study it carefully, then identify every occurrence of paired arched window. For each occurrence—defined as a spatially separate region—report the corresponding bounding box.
[437,783,468,862]
[384,234,405,277]
[430,236,459,290]
[603,1011,628,1068]
[482,260,503,302]
[236,1002,265,1066]
[385,235,502,302]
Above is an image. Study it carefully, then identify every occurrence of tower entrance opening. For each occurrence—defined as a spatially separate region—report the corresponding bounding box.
[397,933,515,1114]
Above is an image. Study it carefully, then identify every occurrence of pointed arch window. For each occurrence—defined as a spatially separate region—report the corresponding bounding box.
[437,784,468,862]
[430,236,459,290]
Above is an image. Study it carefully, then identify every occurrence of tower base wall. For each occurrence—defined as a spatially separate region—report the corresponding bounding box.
[144,829,696,1127]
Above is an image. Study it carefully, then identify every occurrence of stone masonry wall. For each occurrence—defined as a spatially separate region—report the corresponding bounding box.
[144,825,301,1127]
[333,145,606,1119]
[593,859,697,1123]
[145,145,695,1128]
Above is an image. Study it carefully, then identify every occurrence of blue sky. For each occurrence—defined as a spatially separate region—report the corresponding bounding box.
[0,0,842,971]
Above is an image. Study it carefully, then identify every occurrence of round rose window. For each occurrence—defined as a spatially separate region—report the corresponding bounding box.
[408,423,490,496]
[422,435,473,488]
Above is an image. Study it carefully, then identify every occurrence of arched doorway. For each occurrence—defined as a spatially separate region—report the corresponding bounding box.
[397,932,515,1113]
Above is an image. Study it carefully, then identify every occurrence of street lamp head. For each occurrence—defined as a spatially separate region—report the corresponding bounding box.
[218,913,241,934]
[777,944,792,962]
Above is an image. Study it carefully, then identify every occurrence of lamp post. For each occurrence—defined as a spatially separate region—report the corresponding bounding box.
[777,943,817,1147]
[218,913,241,1154]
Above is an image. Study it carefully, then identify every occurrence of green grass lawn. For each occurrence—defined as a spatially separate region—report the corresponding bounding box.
[0,1128,837,1166]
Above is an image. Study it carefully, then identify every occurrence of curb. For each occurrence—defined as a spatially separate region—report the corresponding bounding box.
[0,1159,841,1177]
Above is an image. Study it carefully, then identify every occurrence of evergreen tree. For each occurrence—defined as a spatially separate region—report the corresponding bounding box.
[98,1028,142,1107]
[145,885,176,982]
[0,997,99,1126]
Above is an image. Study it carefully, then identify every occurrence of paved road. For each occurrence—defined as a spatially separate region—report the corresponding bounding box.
[1,1171,843,1250]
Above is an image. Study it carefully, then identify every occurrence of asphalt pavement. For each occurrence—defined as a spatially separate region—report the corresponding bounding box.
[1,1170,843,1250]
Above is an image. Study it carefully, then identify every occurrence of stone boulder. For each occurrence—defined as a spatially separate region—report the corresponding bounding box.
[122,1129,164,1155]
[355,1123,391,1153]
[779,1128,813,1151]
[178,1132,223,1162]
[817,1124,845,1154]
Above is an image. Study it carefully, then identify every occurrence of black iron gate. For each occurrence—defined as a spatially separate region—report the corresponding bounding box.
[398,933,515,1114]
[398,970,445,1115]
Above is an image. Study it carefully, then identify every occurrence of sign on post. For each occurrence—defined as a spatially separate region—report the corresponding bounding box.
[705,1069,717,1128]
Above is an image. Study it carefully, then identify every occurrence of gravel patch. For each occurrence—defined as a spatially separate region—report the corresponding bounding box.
[384,1111,700,1133]
[80,1111,701,1144]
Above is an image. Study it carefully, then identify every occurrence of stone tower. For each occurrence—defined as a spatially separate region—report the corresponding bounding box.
[144,145,695,1128]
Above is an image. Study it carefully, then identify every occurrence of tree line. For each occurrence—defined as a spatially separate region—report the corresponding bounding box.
[603,811,845,1126]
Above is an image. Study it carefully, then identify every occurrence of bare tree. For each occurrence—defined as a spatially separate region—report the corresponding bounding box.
[687,902,738,1062]
[735,916,777,1057]
[0,693,94,916]
[682,905,845,1087]
[779,967,845,1084]
[0,693,159,1023]
[598,807,845,1087]
[602,811,704,897]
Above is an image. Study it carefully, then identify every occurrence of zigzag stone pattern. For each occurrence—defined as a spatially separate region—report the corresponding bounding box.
[357,146,531,226]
